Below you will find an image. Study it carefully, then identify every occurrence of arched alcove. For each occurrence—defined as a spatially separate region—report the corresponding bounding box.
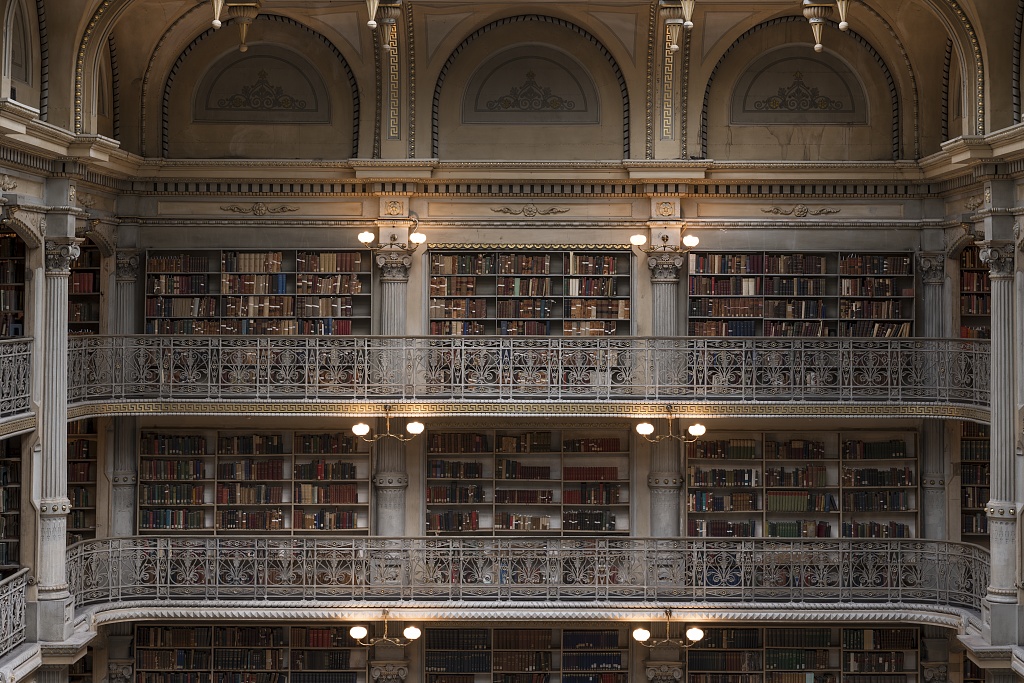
[5,0,40,109]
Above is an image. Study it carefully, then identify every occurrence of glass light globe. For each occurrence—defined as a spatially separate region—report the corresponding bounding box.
[629,234,648,246]
[403,625,422,640]
[352,423,371,436]
[357,230,376,244]
[682,234,700,248]
[406,421,425,435]
[409,232,426,245]
[686,626,705,642]
[687,423,707,437]
[636,422,655,436]
[632,627,651,643]
[349,625,368,640]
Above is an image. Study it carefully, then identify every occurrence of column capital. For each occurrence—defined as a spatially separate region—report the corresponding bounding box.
[45,237,82,274]
[916,252,946,284]
[647,252,685,282]
[376,250,414,281]
[116,250,141,282]
[108,661,134,683]
[370,661,409,682]
[647,661,684,682]
[978,241,1015,277]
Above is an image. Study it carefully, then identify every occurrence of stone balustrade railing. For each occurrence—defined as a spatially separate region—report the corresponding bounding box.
[0,568,28,659]
[65,336,990,413]
[67,537,988,617]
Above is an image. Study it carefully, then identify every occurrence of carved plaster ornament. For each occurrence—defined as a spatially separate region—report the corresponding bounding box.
[964,195,983,211]
[371,662,409,682]
[116,251,141,282]
[0,174,18,191]
[78,192,97,208]
[978,242,1015,277]
[385,200,404,216]
[45,239,82,273]
[68,185,76,204]
[760,204,839,217]
[916,252,946,285]
[491,204,570,217]
[220,202,299,215]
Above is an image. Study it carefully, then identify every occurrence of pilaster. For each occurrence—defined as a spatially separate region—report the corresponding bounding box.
[36,664,69,683]
[917,252,948,540]
[648,439,681,537]
[111,249,141,536]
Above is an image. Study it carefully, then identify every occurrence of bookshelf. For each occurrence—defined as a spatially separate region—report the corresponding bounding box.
[687,252,914,337]
[959,422,990,541]
[684,431,917,539]
[959,245,990,339]
[134,623,366,683]
[424,626,627,683]
[0,232,25,338]
[963,658,983,683]
[69,649,93,683]
[684,626,918,683]
[0,436,19,573]
[137,430,371,533]
[425,429,631,535]
[69,239,102,335]
[68,418,99,544]
[427,248,633,336]
[144,249,371,335]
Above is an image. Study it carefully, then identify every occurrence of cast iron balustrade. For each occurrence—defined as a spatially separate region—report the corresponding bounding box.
[0,568,28,660]
[66,336,989,409]
[0,339,31,421]
[67,537,987,617]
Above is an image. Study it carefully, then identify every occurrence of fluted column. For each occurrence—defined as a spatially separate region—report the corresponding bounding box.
[979,242,1017,631]
[647,252,684,536]
[38,237,80,641]
[373,225,415,535]
[111,250,140,536]
[37,664,70,683]
[916,252,948,540]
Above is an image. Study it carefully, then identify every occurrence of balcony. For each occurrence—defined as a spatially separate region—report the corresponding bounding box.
[0,568,28,660]
[66,336,990,419]
[66,537,987,629]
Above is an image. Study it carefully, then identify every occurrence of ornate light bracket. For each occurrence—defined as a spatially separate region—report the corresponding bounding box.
[661,0,696,49]
[350,610,422,647]
[360,215,425,280]
[633,609,705,649]
[352,405,424,443]
[209,1,261,52]
[635,407,706,444]
[631,231,700,282]
[802,0,853,52]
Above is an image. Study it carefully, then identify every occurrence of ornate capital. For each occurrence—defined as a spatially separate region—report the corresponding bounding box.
[978,241,1015,277]
[371,662,409,682]
[116,250,141,283]
[45,238,82,275]
[647,662,684,682]
[648,253,685,281]
[376,250,413,281]
[916,252,946,284]
[108,661,134,683]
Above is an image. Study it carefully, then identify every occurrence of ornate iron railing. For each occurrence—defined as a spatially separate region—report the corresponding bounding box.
[68,537,988,615]
[0,339,31,420]
[0,568,29,659]
[67,336,989,409]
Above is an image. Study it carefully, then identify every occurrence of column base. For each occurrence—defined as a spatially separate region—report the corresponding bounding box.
[35,593,74,641]
[982,599,1020,646]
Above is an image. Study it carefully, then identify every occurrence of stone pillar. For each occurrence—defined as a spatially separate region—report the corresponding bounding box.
[37,237,80,641]
[978,241,1017,641]
[110,250,140,537]
[917,252,948,540]
[37,664,70,683]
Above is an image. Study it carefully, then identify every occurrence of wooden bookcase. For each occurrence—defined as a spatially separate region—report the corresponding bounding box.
[69,240,102,336]
[0,232,26,338]
[959,245,990,339]
[425,428,631,535]
[424,626,628,683]
[684,431,917,539]
[144,249,371,335]
[959,422,990,541]
[134,623,366,683]
[684,626,918,683]
[427,248,633,336]
[69,649,93,683]
[0,436,20,573]
[68,418,99,544]
[687,251,915,337]
[137,430,371,533]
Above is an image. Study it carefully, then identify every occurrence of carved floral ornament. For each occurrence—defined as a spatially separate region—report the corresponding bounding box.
[761,204,839,217]
[45,239,82,273]
[978,242,1015,277]
[220,202,298,216]
[491,204,569,217]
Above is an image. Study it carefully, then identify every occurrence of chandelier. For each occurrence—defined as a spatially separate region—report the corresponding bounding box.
[633,609,705,648]
[352,405,425,443]
[350,610,422,647]
[635,407,706,444]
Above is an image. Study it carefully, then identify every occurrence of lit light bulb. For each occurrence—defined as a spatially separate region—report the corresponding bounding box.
[409,232,426,245]
[406,421,425,435]
[687,423,707,437]
[352,423,371,436]
[403,625,422,640]
[349,625,368,640]
[632,627,652,643]
[358,230,376,244]
[629,234,648,246]
[682,234,700,248]
[636,422,655,436]
[686,626,705,642]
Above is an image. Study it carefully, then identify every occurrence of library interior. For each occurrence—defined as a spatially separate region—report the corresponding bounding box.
[0,0,1021,682]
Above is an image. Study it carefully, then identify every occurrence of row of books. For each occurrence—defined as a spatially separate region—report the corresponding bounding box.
[147,274,210,294]
[293,509,360,530]
[842,491,912,512]
[221,273,288,295]
[146,255,210,273]
[216,483,285,505]
[296,273,364,295]
[289,626,357,648]
[766,520,832,538]
[70,272,98,293]
[496,459,552,480]
[765,491,838,513]
[688,467,759,487]
[293,483,359,504]
[137,626,213,647]
[840,277,906,297]
[842,440,908,459]
[764,465,828,487]
[222,252,284,274]
[140,483,205,505]
[688,491,758,512]
[841,467,914,487]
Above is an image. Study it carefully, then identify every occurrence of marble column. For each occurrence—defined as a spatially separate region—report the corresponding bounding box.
[374,243,414,536]
[978,241,1017,640]
[111,250,140,537]
[916,252,948,540]
[647,251,684,537]
[37,237,80,641]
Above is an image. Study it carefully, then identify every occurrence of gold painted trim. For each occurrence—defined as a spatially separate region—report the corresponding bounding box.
[0,415,35,437]
[428,243,632,251]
